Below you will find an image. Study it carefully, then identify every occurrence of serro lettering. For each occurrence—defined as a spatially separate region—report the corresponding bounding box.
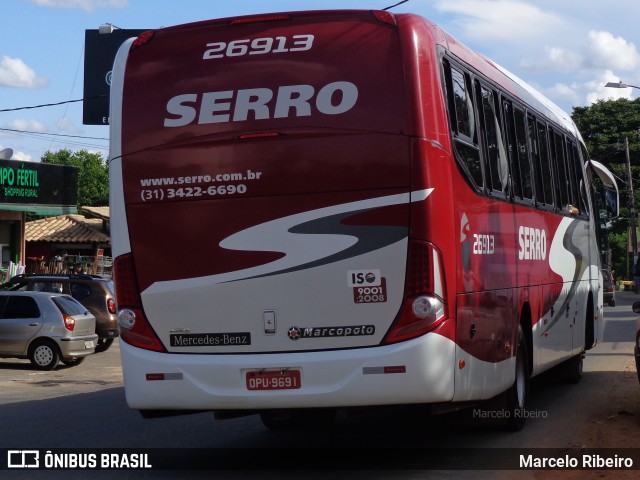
[164,81,358,127]
[518,226,547,261]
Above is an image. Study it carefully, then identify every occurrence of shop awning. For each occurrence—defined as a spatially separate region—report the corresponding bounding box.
[0,204,77,215]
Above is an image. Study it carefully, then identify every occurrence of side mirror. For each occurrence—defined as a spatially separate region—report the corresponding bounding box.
[604,186,619,219]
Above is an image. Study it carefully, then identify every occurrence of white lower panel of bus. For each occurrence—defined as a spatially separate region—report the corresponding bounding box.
[452,347,515,402]
[120,333,458,411]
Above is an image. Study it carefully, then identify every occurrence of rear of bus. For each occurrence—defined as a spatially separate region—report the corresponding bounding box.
[109,10,456,415]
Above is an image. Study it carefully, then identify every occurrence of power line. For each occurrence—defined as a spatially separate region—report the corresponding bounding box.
[0,127,108,151]
[0,95,105,113]
[52,45,85,152]
[0,127,107,141]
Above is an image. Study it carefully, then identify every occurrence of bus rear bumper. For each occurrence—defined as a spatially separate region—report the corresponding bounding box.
[119,333,457,411]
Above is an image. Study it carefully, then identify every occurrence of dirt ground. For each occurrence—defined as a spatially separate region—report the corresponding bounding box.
[534,357,640,479]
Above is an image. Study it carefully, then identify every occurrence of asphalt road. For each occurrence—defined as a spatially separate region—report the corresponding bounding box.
[0,291,638,479]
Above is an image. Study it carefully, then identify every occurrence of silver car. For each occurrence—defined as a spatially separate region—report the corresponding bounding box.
[0,291,98,370]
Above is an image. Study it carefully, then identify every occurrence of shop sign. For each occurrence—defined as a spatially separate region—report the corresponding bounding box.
[0,160,78,210]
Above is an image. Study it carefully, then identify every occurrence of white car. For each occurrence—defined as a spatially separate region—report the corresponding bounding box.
[0,291,98,370]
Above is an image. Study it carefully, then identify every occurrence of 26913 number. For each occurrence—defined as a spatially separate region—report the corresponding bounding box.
[203,35,314,59]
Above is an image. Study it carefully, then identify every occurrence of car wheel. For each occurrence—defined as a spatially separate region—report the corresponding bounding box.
[61,356,86,367]
[28,340,60,371]
[95,338,114,353]
[504,327,529,431]
[609,298,616,307]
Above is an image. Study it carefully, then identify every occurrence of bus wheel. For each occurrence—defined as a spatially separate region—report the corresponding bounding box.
[560,353,584,384]
[259,408,336,431]
[504,327,529,431]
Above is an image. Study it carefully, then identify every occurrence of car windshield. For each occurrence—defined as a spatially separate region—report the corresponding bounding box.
[105,280,115,294]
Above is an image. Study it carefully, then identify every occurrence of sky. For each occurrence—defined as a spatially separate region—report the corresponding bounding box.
[2,0,640,162]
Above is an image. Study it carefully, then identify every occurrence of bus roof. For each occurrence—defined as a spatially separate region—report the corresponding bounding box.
[425,16,582,141]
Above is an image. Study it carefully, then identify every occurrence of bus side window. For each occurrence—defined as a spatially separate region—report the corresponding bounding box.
[531,119,554,208]
[578,144,591,216]
[477,82,508,196]
[514,107,533,201]
[443,59,483,190]
[502,100,532,203]
[549,129,570,212]
[567,141,588,216]
[502,99,522,199]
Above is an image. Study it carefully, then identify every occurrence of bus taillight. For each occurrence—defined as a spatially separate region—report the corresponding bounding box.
[371,10,397,26]
[230,15,290,25]
[113,253,165,352]
[383,241,447,344]
[130,30,155,52]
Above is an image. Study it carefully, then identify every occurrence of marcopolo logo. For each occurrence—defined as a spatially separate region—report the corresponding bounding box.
[287,325,375,340]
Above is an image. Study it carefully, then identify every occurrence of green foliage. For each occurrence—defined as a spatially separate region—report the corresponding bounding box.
[572,99,640,227]
[40,149,108,210]
[608,231,629,279]
[572,99,640,275]
[572,98,640,164]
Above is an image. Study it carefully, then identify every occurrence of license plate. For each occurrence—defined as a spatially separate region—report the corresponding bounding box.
[246,369,301,390]
[84,341,94,349]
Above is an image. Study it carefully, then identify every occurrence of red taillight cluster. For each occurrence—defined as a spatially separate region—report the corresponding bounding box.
[130,30,155,52]
[383,240,447,344]
[63,314,75,332]
[405,241,437,298]
[107,298,117,315]
[371,10,397,26]
[230,15,290,25]
[113,253,165,352]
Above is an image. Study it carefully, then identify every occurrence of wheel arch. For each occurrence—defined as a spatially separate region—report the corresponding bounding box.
[585,290,595,351]
[27,336,62,356]
[519,301,533,377]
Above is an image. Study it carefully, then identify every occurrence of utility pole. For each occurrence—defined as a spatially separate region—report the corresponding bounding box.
[625,137,638,285]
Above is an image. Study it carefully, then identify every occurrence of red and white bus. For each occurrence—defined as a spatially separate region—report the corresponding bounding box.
[108,9,618,430]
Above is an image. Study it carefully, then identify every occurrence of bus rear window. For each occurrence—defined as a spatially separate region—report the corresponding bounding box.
[121,12,408,153]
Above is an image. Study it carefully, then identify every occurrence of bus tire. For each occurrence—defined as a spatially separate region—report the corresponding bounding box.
[560,353,584,384]
[504,327,529,431]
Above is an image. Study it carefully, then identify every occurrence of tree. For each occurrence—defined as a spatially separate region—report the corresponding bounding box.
[572,99,640,278]
[40,149,109,210]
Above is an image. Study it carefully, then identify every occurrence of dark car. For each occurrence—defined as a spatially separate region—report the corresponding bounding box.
[0,274,117,352]
[0,291,97,370]
[602,269,615,307]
